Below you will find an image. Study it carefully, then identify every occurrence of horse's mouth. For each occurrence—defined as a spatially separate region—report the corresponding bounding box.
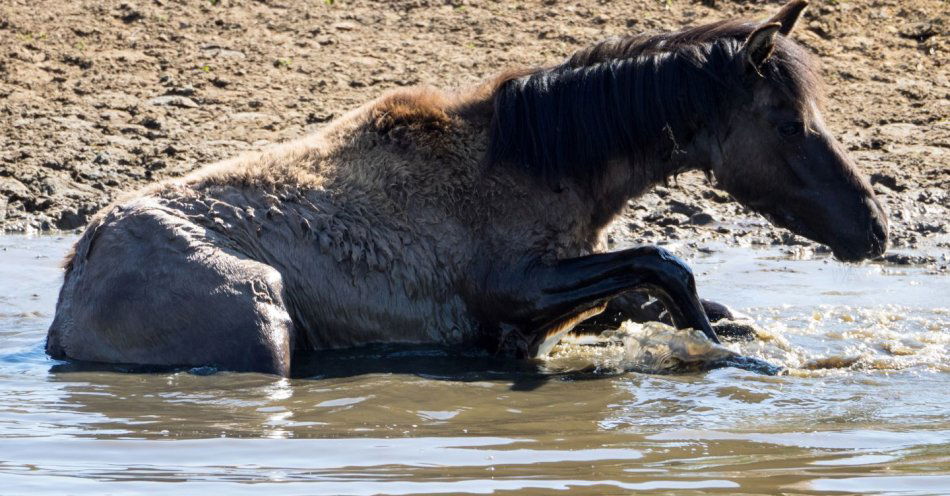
[758,209,876,263]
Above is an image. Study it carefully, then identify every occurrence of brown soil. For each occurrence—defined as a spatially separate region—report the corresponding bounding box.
[0,0,947,265]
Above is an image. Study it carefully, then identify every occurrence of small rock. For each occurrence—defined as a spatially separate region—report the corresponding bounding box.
[140,117,163,130]
[93,152,111,165]
[690,212,715,225]
[56,208,87,230]
[667,199,700,216]
[913,222,945,235]
[882,253,936,266]
[655,213,689,226]
[779,231,811,246]
[898,22,937,42]
[200,46,246,59]
[702,189,731,203]
[333,21,357,31]
[306,112,334,124]
[869,172,906,192]
[38,176,75,196]
[165,85,196,97]
[228,112,276,122]
[117,7,144,24]
[876,122,918,141]
[148,95,198,108]
[62,54,93,70]
[0,177,30,199]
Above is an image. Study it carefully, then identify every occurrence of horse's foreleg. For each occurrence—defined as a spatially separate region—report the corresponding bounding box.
[543,245,718,341]
[488,245,718,356]
[574,293,736,334]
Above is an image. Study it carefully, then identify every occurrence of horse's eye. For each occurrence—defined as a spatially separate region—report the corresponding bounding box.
[778,122,803,137]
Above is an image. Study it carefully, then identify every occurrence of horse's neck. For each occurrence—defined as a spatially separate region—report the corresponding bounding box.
[476,61,715,256]
[587,157,681,229]
[477,156,679,262]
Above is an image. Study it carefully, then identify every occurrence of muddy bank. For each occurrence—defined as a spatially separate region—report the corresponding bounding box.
[0,0,947,263]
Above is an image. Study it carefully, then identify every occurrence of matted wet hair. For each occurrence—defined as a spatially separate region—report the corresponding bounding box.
[486,20,823,187]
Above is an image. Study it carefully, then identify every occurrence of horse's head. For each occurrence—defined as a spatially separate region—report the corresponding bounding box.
[709,1,888,262]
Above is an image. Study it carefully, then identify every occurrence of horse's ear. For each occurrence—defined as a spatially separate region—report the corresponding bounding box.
[742,23,782,76]
[768,0,809,36]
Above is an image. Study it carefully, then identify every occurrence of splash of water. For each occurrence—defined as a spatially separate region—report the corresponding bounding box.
[544,304,949,377]
[763,305,950,377]
[545,321,782,375]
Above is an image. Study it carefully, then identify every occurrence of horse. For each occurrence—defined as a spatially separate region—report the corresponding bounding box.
[46,1,887,376]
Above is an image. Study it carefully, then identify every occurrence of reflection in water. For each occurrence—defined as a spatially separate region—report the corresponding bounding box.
[0,235,948,495]
[806,475,950,495]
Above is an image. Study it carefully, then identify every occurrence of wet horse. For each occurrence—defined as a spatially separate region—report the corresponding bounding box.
[47,1,887,376]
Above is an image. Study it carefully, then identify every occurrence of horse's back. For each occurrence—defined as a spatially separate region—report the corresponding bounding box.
[46,93,492,372]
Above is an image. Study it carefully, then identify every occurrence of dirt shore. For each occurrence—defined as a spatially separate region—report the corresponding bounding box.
[1,0,947,266]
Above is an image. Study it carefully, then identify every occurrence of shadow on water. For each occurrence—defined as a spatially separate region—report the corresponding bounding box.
[293,345,557,391]
[288,339,783,384]
[46,338,782,393]
[46,345,607,391]
[46,345,557,391]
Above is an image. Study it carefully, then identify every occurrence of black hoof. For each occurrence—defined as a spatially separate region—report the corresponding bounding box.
[709,355,785,376]
[701,299,735,322]
[712,320,760,342]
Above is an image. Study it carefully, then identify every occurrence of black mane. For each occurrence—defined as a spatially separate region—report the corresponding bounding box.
[486,20,822,186]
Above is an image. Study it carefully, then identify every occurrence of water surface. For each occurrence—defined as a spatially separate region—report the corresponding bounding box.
[0,235,948,495]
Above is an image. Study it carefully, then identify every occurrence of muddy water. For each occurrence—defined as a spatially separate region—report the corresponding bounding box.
[0,235,948,495]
